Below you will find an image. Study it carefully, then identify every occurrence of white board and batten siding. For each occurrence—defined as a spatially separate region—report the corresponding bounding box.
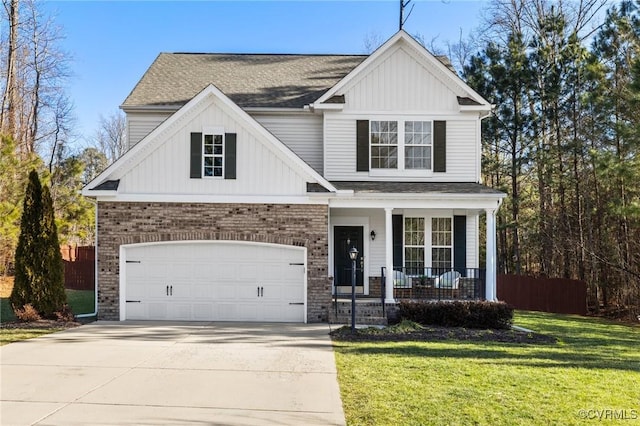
[251,113,323,173]
[117,94,310,196]
[339,43,462,113]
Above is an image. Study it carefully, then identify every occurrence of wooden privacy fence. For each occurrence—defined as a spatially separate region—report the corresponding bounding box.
[497,274,587,315]
[61,246,95,291]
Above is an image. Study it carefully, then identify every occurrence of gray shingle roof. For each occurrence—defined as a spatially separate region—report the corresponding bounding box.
[122,53,367,109]
[331,181,505,195]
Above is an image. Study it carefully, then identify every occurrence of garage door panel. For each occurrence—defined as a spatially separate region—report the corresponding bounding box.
[148,303,168,319]
[125,242,306,322]
[193,303,213,320]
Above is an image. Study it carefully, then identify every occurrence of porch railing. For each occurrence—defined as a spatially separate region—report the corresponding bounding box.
[381,267,486,301]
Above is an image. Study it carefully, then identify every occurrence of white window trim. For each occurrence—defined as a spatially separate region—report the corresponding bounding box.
[431,217,453,271]
[369,119,433,176]
[403,215,454,276]
[202,127,225,179]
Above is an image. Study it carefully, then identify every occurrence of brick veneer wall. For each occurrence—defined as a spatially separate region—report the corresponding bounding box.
[97,202,331,322]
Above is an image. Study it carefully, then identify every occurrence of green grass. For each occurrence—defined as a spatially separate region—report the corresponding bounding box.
[0,328,64,346]
[333,311,640,426]
[65,290,95,315]
[0,290,95,323]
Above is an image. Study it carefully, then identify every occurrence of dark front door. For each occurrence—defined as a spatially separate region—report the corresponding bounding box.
[334,226,364,288]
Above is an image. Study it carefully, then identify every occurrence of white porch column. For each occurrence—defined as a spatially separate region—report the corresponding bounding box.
[485,208,497,301]
[384,207,395,303]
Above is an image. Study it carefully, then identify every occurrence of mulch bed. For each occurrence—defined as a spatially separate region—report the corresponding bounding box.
[0,320,82,330]
[330,325,557,344]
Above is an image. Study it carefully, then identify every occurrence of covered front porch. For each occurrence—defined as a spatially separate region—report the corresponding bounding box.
[326,182,504,313]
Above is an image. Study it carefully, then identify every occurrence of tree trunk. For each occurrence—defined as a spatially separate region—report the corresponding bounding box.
[1,0,20,141]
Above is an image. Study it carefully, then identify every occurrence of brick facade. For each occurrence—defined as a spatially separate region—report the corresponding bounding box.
[97,202,331,322]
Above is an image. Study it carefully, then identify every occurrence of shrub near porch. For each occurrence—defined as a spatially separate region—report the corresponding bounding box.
[333,311,640,426]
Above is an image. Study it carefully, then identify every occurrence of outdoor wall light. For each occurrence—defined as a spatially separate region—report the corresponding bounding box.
[370,230,376,241]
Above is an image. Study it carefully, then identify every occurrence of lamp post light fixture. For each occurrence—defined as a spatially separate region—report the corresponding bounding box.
[348,246,359,333]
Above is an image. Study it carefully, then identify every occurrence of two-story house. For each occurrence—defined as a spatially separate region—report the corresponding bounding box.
[83,31,505,323]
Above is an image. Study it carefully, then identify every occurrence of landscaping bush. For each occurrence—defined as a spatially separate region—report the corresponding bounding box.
[54,304,75,322]
[398,300,514,329]
[14,304,42,322]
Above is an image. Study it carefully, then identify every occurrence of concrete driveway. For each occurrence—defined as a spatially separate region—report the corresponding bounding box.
[0,322,346,426]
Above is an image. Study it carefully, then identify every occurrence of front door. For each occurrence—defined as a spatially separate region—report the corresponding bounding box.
[334,226,364,292]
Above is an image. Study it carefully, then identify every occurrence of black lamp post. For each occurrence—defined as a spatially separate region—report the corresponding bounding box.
[349,246,359,333]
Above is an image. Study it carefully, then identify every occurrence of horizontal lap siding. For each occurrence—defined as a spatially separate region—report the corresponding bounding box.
[127,112,173,149]
[446,121,478,181]
[252,113,323,173]
[466,214,478,268]
[324,115,478,181]
[324,116,361,180]
[368,211,386,276]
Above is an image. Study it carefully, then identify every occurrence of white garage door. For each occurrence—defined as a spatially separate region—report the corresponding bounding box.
[123,242,306,322]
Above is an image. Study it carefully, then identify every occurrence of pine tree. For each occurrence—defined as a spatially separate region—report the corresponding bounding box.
[39,184,66,316]
[11,170,45,311]
[10,169,67,317]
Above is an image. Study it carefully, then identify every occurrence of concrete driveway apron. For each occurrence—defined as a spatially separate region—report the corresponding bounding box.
[0,322,346,425]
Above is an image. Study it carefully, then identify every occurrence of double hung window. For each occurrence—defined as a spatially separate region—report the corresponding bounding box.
[403,217,453,274]
[203,133,224,177]
[370,121,398,169]
[370,120,432,171]
[431,218,452,271]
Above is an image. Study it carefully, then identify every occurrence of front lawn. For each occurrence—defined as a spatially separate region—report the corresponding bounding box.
[0,328,65,345]
[1,282,95,323]
[333,311,640,425]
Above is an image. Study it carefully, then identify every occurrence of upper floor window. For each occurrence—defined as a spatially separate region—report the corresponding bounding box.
[370,121,398,169]
[404,121,432,170]
[370,120,431,171]
[203,133,224,177]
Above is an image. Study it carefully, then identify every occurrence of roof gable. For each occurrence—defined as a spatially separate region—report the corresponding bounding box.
[314,31,490,109]
[85,84,336,197]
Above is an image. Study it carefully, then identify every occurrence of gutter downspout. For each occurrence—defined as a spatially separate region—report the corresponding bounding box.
[75,198,98,319]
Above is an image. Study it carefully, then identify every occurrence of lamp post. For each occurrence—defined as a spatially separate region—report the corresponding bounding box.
[349,246,359,333]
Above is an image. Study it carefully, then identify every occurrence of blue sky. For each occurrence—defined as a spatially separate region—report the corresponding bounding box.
[41,0,489,146]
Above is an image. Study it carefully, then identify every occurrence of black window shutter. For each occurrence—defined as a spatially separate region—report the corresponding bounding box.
[224,133,237,180]
[190,132,202,178]
[453,215,467,274]
[392,214,403,268]
[433,120,446,172]
[356,120,369,172]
